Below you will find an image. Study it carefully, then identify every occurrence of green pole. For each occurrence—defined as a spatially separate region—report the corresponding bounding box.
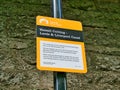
[54,72,67,90]
[52,0,67,90]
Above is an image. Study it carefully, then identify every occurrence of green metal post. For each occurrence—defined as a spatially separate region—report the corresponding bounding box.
[52,0,67,90]
[54,72,67,90]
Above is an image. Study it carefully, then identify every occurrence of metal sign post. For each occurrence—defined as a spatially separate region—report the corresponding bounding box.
[52,0,62,18]
[36,0,87,89]
[52,0,67,90]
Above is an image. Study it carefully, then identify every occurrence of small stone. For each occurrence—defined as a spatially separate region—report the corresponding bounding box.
[9,41,28,50]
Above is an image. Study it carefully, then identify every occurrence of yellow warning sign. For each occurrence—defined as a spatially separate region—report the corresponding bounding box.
[36,16,82,31]
[36,16,87,73]
[36,37,87,73]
